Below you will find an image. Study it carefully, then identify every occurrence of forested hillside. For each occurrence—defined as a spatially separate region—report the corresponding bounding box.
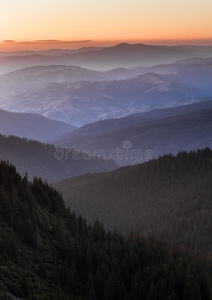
[0,161,212,299]
[0,134,117,182]
[54,148,212,252]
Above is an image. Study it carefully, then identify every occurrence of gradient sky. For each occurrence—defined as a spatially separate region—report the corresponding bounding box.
[1,0,212,50]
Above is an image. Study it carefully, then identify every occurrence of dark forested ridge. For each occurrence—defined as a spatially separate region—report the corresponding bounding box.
[0,161,212,299]
[54,148,212,252]
[0,134,117,182]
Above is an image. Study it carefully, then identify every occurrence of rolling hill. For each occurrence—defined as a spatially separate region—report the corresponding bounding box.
[52,99,212,141]
[52,100,212,165]
[0,73,207,126]
[161,58,212,94]
[0,109,75,142]
[0,65,105,96]
[0,64,149,97]
[1,54,212,126]
[1,56,212,98]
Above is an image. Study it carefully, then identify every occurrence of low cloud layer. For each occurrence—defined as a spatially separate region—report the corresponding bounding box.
[3,40,16,43]
[2,40,92,45]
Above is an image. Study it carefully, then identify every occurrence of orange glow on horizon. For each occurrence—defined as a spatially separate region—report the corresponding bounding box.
[1,38,212,52]
[1,0,212,51]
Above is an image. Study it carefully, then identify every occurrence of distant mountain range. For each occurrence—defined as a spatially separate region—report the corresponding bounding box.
[0,65,105,96]
[0,46,103,58]
[0,43,208,74]
[1,53,212,126]
[54,148,212,252]
[0,134,117,182]
[0,109,75,142]
[52,100,212,165]
[0,72,208,126]
[1,56,212,96]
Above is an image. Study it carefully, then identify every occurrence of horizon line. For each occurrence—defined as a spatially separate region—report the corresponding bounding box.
[1,38,212,51]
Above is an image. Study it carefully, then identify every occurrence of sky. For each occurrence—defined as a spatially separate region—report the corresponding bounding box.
[0,0,212,50]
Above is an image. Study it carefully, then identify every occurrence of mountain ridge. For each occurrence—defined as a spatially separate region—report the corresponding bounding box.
[0,42,209,74]
[0,134,117,182]
[51,100,212,165]
[0,72,207,126]
[0,109,75,142]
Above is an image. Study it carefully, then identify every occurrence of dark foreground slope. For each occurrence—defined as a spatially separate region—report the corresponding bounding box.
[0,161,211,299]
[54,148,212,252]
[0,134,117,182]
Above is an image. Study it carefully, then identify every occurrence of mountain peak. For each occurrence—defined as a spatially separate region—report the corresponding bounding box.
[114,43,129,47]
[113,42,147,49]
